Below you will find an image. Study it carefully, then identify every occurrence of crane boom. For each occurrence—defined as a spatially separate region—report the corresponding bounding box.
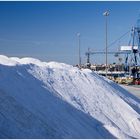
[85,51,130,56]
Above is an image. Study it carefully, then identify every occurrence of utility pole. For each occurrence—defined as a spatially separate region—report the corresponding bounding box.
[103,11,109,77]
[77,33,81,67]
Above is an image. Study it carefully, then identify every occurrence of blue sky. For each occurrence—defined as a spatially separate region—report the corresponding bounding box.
[0,1,140,65]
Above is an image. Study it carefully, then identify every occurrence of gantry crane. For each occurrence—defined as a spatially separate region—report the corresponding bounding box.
[85,48,129,68]
[85,16,140,79]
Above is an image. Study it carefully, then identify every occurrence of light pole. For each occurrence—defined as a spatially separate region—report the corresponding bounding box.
[77,33,81,67]
[103,11,109,77]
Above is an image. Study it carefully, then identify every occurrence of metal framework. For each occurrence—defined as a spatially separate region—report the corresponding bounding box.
[124,25,140,78]
[85,50,129,66]
[85,16,140,78]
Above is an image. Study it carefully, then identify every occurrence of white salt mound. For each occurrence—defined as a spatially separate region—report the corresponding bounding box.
[0,55,140,138]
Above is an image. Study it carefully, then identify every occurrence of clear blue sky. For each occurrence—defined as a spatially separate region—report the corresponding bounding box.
[0,1,140,65]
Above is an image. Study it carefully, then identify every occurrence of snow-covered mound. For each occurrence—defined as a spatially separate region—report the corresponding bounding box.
[0,55,140,138]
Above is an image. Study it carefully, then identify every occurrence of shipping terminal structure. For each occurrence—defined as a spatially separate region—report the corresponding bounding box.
[84,16,140,85]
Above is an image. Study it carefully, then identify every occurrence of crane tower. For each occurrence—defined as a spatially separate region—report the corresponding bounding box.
[121,17,140,78]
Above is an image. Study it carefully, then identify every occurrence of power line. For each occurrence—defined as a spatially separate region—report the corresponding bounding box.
[103,30,130,51]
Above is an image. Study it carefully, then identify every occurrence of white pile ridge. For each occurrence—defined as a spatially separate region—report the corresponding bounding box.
[0,55,140,138]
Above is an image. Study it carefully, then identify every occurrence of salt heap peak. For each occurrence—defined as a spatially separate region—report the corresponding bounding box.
[0,55,140,138]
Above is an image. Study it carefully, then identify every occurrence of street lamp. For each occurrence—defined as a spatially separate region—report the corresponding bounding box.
[77,32,81,67]
[103,11,109,77]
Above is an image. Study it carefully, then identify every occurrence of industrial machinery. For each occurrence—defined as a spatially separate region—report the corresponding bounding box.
[85,49,127,67]
[85,15,140,85]
[121,17,140,79]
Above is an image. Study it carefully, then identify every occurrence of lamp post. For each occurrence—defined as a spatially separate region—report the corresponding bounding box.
[77,33,81,67]
[103,11,109,77]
